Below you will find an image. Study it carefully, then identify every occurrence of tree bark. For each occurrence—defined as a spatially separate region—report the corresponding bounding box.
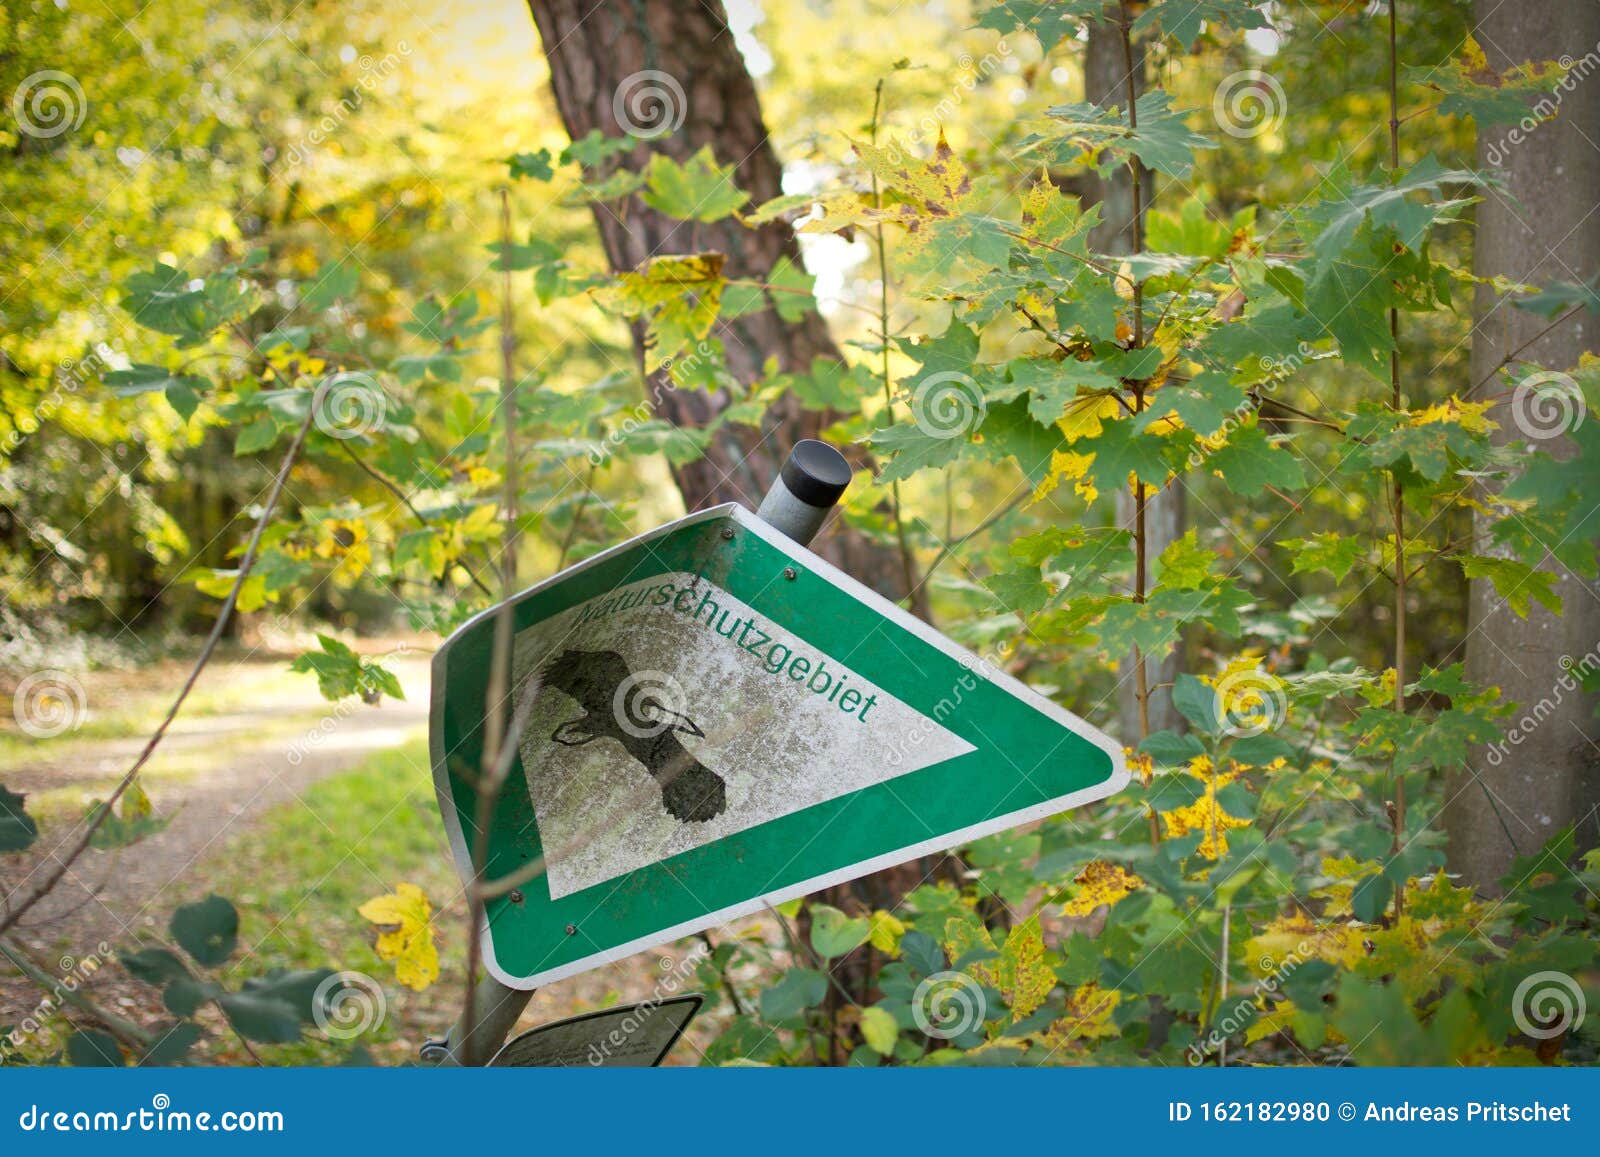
[523,0,943,1053]
[1084,18,1184,739]
[1444,0,1600,890]
[524,0,910,599]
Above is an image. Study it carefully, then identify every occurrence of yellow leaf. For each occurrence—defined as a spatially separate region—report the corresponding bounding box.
[867,909,906,957]
[1032,447,1098,505]
[1061,860,1143,917]
[1051,982,1122,1041]
[1157,755,1250,859]
[358,882,439,993]
[123,779,153,822]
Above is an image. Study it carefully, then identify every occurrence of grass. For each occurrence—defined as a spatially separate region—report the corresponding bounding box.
[191,738,468,1065]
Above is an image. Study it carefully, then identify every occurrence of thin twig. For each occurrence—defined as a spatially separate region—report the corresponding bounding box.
[0,936,154,1052]
[336,440,496,599]
[459,188,523,1066]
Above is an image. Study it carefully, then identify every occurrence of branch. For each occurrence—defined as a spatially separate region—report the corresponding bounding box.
[0,395,320,937]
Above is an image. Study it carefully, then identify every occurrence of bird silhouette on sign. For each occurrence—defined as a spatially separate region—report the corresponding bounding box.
[540,649,728,823]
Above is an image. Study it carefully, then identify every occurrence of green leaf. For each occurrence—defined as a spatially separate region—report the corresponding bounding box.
[1281,532,1364,582]
[1131,0,1268,47]
[1172,673,1219,735]
[1206,424,1306,496]
[170,894,239,966]
[760,968,828,1021]
[1079,417,1173,493]
[234,414,279,456]
[982,569,1052,616]
[66,1029,124,1067]
[767,255,816,323]
[1139,730,1205,766]
[120,947,190,985]
[302,259,359,310]
[1351,872,1393,924]
[218,990,303,1044]
[507,148,556,181]
[641,147,750,223]
[0,784,39,852]
[1096,589,1215,660]
[1458,555,1563,618]
[240,969,335,1023]
[141,1022,202,1066]
[1311,157,1482,267]
[163,976,221,1017]
[868,420,971,483]
[810,904,871,959]
[1042,90,1217,179]
[976,0,1101,53]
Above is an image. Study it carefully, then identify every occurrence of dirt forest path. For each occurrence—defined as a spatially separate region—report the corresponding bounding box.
[1,652,432,956]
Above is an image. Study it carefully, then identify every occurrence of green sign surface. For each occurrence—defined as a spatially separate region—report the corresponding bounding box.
[430,503,1126,988]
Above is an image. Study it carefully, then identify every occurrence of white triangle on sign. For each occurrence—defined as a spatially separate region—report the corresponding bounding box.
[509,571,975,899]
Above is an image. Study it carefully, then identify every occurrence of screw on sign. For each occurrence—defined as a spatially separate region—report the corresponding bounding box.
[423,441,1125,1064]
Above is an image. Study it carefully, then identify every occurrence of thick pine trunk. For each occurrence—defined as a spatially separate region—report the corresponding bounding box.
[524,0,905,595]
[524,0,945,1054]
[1444,1,1600,889]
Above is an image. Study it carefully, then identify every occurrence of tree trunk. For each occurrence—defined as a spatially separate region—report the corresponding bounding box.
[524,0,910,597]
[524,0,944,1054]
[1444,0,1600,890]
[1084,18,1184,739]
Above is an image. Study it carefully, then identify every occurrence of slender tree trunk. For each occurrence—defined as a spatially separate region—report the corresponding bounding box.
[524,0,942,1054]
[1085,18,1184,738]
[1444,0,1600,889]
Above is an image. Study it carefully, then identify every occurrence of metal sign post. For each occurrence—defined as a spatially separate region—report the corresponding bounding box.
[423,439,1126,1063]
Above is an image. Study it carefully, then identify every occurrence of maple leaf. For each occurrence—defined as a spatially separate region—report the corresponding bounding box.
[1061,860,1143,917]
[358,882,440,993]
[1156,755,1251,859]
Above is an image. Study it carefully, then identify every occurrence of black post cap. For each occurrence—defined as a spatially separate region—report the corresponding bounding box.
[780,439,852,508]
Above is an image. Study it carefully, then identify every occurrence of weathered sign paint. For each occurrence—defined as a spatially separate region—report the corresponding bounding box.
[431,503,1126,988]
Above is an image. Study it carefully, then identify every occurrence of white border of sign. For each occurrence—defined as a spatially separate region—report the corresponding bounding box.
[430,502,1129,990]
